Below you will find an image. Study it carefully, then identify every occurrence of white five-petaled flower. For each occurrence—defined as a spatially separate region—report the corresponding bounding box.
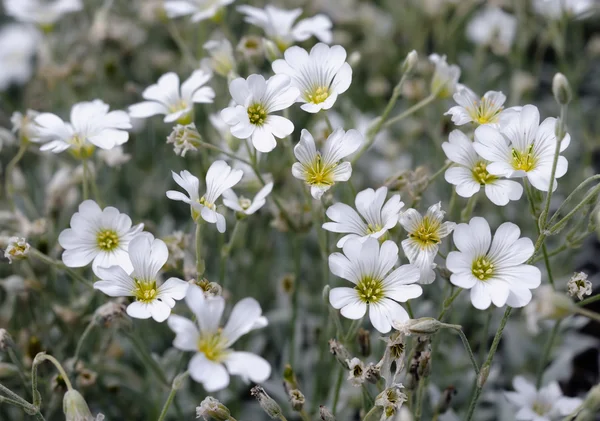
[237,5,332,51]
[167,284,271,392]
[399,202,455,284]
[292,128,363,199]
[94,232,188,322]
[0,24,39,91]
[128,70,215,125]
[33,100,132,155]
[447,217,541,310]
[166,161,243,232]
[442,130,523,206]
[222,181,273,216]
[532,0,596,20]
[429,53,461,98]
[328,238,423,334]
[473,105,570,192]
[504,376,582,421]
[3,0,82,26]
[163,0,234,22]
[201,38,236,77]
[272,43,352,113]
[220,74,299,153]
[445,87,512,127]
[58,200,144,276]
[466,7,517,54]
[322,186,404,247]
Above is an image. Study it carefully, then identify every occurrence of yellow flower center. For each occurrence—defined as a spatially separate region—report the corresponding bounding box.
[239,197,252,210]
[472,256,494,281]
[472,161,497,185]
[198,196,216,210]
[168,100,192,124]
[306,154,336,187]
[409,216,441,248]
[197,331,230,362]
[511,144,536,172]
[305,86,330,104]
[247,103,267,126]
[355,277,385,304]
[532,400,551,416]
[96,229,120,251]
[367,223,383,234]
[133,279,158,303]
[470,97,503,125]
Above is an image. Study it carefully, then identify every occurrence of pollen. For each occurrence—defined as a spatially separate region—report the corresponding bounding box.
[247,103,267,126]
[96,229,120,251]
[306,154,336,187]
[472,161,497,185]
[199,196,216,210]
[366,223,383,234]
[472,257,494,281]
[511,144,536,172]
[409,217,441,248]
[133,279,158,303]
[470,97,502,125]
[355,277,385,304]
[306,86,330,104]
[197,331,230,362]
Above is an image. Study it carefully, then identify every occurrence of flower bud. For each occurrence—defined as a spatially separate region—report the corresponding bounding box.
[402,50,418,74]
[568,272,592,301]
[4,237,30,263]
[196,396,231,421]
[63,389,104,421]
[406,318,442,335]
[329,339,352,369]
[358,328,371,357]
[552,72,572,105]
[319,405,336,421]
[251,386,283,419]
[167,123,202,157]
[288,389,305,412]
[364,363,381,384]
[93,301,129,329]
[283,364,299,391]
[263,38,281,62]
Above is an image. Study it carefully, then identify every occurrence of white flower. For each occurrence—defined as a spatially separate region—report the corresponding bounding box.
[328,238,423,334]
[163,0,234,22]
[58,200,144,276]
[4,237,30,263]
[94,233,188,322]
[442,130,523,206]
[11,110,41,141]
[272,43,352,113]
[33,100,132,155]
[3,0,82,25]
[473,105,571,192]
[292,128,363,199]
[222,182,273,215]
[167,284,271,392]
[399,203,455,284]
[201,38,236,77]
[322,186,404,247]
[429,53,461,98]
[0,24,39,91]
[220,74,298,153]
[567,272,592,301]
[532,0,596,20]
[237,5,332,50]
[166,161,243,232]
[445,87,512,127]
[128,70,215,124]
[466,7,517,54]
[446,217,541,310]
[347,357,367,387]
[504,376,582,421]
[97,146,131,167]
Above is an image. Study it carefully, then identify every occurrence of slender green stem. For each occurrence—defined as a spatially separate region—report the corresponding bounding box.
[406,301,415,319]
[5,141,28,211]
[195,222,205,280]
[546,174,600,228]
[324,112,334,132]
[331,367,344,415]
[166,22,197,69]
[460,193,478,222]
[438,288,462,321]
[220,219,243,285]
[549,183,600,235]
[578,294,600,307]
[34,353,73,391]
[157,372,189,421]
[362,406,379,421]
[573,306,600,324]
[445,325,479,375]
[415,377,426,421]
[0,383,45,420]
[383,94,437,129]
[29,248,93,288]
[81,159,89,201]
[200,142,253,166]
[289,236,302,367]
[6,348,29,390]
[126,331,169,387]
[299,410,310,421]
[477,311,492,365]
[73,319,96,370]
[277,415,289,421]
[536,321,562,389]
[465,307,512,421]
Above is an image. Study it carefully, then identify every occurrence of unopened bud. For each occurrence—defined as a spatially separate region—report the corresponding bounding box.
[288,389,305,412]
[329,339,352,369]
[196,396,231,421]
[167,123,202,157]
[251,386,283,419]
[319,405,336,421]
[94,301,129,329]
[63,389,104,421]
[365,363,381,384]
[477,365,490,388]
[358,328,371,357]
[402,50,418,74]
[407,318,442,335]
[552,72,572,105]
[283,364,299,391]
[263,38,280,62]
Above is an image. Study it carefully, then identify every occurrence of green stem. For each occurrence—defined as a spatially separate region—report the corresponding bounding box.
[157,372,189,421]
[445,325,480,375]
[220,219,243,285]
[438,288,462,321]
[289,236,302,367]
[7,348,29,390]
[4,141,28,211]
[572,306,600,324]
[73,319,96,370]
[126,331,170,387]
[383,94,437,129]
[536,321,562,389]
[406,301,414,319]
[578,294,600,307]
[546,174,600,228]
[195,222,205,280]
[460,193,478,222]
[465,307,512,421]
[200,141,253,166]
[324,112,334,133]
[0,383,45,420]
[81,159,89,201]
[549,183,600,235]
[362,406,379,421]
[415,377,426,421]
[29,249,93,288]
[331,367,344,415]
[33,353,73,391]
[166,22,197,70]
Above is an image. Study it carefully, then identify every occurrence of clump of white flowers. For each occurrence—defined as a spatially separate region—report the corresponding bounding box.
[568,272,592,300]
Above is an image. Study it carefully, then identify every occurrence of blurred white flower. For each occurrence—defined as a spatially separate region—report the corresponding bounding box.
[567,272,592,300]
[504,376,582,420]
[166,123,202,157]
[0,24,39,91]
[292,128,363,199]
[201,38,236,77]
[447,217,540,310]
[532,0,596,20]
[128,70,215,124]
[429,54,461,98]
[220,74,298,153]
[3,0,82,25]
[328,238,422,333]
[167,284,270,391]
[273,43,352,113]
[442,130,523,206]
[33,100,132,155]
[45,166,79,212]
[164,0,234,22]
[166,161,243,232]
[94,233,188,322]
[222,181,273,215]
[322,186,404,247]
[466,7,517,54]
[399,202,455,284]
[445,87,511,127]
[58,200,144,276]
[11,110,41,141]
[4,237,30,263]
[474,105,570,192]
[98,146,132,167]
[237,5,332,50]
